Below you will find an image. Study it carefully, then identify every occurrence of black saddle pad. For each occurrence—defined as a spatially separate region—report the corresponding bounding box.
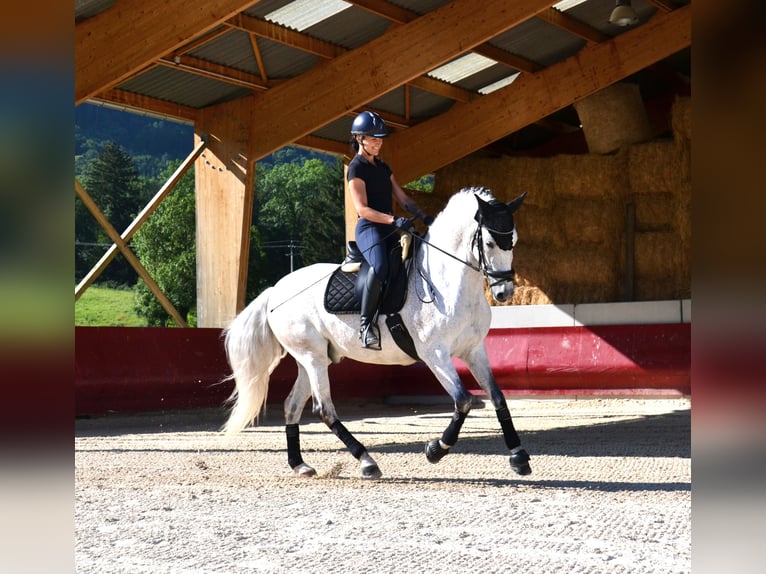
[324,266,360,314]
[323,260,410,315]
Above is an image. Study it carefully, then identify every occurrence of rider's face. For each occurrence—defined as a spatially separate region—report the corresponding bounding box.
[360,135,383,156]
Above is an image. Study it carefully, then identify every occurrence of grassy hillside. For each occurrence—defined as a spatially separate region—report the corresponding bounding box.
[75,285,147,327]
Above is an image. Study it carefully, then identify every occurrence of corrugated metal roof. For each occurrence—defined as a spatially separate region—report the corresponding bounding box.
[188,29,259,75]
[83,0,691,152]
[304,6,393,50]
[117,66,251,109]
[491,17,584,68]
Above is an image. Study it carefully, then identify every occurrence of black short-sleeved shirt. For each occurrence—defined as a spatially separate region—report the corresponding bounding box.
[347,154,393,215]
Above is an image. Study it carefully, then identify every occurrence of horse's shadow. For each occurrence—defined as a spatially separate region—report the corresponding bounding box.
[365,409,690,460]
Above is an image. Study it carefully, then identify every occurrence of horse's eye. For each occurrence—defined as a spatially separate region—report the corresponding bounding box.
[485,240,495,249]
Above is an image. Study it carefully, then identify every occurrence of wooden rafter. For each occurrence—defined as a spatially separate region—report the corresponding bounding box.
[246,0,555,162]
[76,0,260,104]
[386,5,692,185]
[536,7,610,44]
[348,0,543,73]
[157,55,272,90]
[249,34,268,82]
[227,11,476,102]
[93,89,199,123]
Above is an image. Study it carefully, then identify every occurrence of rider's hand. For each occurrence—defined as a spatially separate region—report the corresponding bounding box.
[393,216,414,231]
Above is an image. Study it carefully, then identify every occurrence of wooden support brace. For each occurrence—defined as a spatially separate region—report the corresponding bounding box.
[75,179,188,328]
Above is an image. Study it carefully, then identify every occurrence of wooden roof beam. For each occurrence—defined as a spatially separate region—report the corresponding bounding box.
[387,5,692,184]
[246,0,555,162]
[536,7,610,45]
[349,0,542,73]
[157,55,273,90]
[76,0,260,104]
[91,89,200,123]
[228,12,475,103]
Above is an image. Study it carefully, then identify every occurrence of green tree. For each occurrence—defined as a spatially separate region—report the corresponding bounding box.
[256,157,345,285]
[77,142,142,286]
[132,162,196,326]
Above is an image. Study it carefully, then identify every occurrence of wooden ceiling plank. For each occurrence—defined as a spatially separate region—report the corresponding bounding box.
[76,0,261,104]
[387,5,692,184]
[247,0,554,161]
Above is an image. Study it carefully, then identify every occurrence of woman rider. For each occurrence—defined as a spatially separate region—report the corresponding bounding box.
[347,111,433,349]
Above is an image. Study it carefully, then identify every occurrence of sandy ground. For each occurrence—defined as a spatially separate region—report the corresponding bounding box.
[75,397,690,573]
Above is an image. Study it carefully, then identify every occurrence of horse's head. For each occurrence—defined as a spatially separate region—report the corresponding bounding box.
[473,190,527,303]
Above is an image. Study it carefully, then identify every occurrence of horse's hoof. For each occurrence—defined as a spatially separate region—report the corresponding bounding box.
[509,448,532,476]
[361,463,382,480]
[293,463,317,478]
[425,439,449,464]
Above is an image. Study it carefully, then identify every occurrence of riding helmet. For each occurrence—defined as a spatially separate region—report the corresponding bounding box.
[350,111,388,137]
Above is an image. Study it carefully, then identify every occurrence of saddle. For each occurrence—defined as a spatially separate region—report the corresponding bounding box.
[324,234,420,360]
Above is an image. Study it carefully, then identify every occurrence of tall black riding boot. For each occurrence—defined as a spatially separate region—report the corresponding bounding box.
[359,266,382,350]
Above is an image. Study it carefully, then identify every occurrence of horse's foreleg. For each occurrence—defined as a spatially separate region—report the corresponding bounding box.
[284,367,316,478]
[422,359,473,464]
[462,346,532,476]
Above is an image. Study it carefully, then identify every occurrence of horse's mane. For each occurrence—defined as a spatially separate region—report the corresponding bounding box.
[434,186,495,229]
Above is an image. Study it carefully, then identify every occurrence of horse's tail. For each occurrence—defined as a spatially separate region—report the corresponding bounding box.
[221,287,286,436]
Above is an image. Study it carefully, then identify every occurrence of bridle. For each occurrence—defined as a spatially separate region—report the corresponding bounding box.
[471,213,516,288]
[411,209,516,289]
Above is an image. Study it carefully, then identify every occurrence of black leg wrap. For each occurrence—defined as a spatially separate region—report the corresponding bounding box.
[441,410,468,447]
[330,420,366,460]
[286,424,304,469]
[496,405,521,450]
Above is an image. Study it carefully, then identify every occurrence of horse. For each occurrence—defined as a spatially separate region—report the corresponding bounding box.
[222,186,531,479]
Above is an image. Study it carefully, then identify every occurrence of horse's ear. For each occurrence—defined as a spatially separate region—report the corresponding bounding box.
[506,192,527,214]
[474,193,491,221]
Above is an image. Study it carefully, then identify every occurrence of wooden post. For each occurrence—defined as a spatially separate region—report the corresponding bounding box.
[195,97,255,328]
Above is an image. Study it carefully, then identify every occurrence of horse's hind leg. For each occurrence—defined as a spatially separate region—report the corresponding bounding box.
[299,356,382,479]
[284,366,316,478]
[462,346,532,475]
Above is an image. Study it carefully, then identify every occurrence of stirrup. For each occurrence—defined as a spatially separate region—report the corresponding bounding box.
[360,323,381,350]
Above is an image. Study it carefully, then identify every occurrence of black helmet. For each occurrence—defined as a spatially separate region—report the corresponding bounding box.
[350,111,388,137]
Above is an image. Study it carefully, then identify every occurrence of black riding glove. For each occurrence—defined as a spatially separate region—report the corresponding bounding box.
[393,217,414,232]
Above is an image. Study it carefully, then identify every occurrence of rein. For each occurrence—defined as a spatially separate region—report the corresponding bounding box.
[413,213,515,288]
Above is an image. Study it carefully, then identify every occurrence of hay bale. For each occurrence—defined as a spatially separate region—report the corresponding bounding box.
[552,154,624,199]
[631,193,677,232]
[628,142,684,193]
[516,245,616,288]
[509,285,552,306]
[556,197,621,245]
[633,231,686,299]
[517,205,560,247]
[671,96,691,142]
[501,156,556,209]
[574,83,653,154]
